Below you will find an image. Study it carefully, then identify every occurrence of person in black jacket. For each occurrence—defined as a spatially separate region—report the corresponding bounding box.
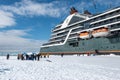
[6,54,10,60]
[61,53,64,57]
[37,54,40,61]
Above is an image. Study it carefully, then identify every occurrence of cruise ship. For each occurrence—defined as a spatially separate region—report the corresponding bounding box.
[40,7,120,55]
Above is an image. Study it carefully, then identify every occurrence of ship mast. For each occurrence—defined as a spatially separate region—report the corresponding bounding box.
[92,0,97,13]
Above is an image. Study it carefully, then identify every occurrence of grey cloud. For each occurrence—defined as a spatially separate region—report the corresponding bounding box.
[0,29,46,53]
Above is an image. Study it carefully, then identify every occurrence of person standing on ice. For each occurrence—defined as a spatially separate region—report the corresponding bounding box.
[34,54,36,60]
[61,53,64,57]
[37,54,40,61]
[6,54,10,60]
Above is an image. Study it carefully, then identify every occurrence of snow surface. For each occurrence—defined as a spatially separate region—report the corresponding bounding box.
[0,55,120,80]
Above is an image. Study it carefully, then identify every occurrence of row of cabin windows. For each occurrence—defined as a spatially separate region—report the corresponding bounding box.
[52,30,69,37]
[71,27,83,33]
[89,16,120,28]
[53,25,61,30]
[103,45,117,49]
[51,31,68,38]
[69,42,79,47]
[69,42,116,50]
[69,34,77,38]
[79,46,116,50]
[89,9,120,23]
[46,39,65,45]
[53,22,83,33]
[53,21,119,37]
[50,36,66,41]
[110,23,120,29]
[69,43,116,49]
[56,31,68,36]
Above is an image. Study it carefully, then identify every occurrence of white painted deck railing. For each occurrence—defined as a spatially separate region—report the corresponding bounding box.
[41,29,72,47]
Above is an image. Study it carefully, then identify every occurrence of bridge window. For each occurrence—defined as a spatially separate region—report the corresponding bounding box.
[69,16,84,25]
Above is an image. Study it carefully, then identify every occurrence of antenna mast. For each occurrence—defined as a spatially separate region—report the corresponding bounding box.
[109,0,112,9]
[92,0,97,13]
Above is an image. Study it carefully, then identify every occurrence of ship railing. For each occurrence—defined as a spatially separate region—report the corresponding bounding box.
[68,36,78,40]
[50,34,67,40]
[90,14,120,25]
[78,20,120,33]
[89,7,120,21]
[50,26,82,39]
[49,39,65,43]
[51,30,67,36]
[52,26,82,36]
[52,25,62,31]
[70,31,80,35]
[41,29,73,47]
[110,27,120,32]
[53,23,83,33]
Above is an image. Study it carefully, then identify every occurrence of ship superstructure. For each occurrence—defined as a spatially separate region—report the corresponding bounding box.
[40,7,120,55]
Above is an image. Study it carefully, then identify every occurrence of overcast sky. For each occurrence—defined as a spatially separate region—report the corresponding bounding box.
[0,0,120,54]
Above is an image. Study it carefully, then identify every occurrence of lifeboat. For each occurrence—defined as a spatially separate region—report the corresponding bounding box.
[79,31,90,39]
[92,27,109,37]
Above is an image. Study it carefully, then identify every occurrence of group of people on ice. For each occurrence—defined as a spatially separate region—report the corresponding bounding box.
[17,52,49,61]
[17,53,40,61]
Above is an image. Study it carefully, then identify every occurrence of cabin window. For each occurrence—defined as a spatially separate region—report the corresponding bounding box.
[104,20,107,24]
[109,12,114,16]
[118,10,120,14]
[101,15,105,19]
[117,17,120,21]
[69,42,79,47]
[84,22,90,28]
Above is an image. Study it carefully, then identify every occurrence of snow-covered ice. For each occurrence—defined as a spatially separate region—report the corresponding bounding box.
[0,55,120,80]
